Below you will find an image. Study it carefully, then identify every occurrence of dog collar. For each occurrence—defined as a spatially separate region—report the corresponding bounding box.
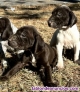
[62,26,67,29]
[61,26,69,31]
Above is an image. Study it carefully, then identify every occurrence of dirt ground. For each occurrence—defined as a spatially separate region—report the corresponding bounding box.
[0,3,80,92]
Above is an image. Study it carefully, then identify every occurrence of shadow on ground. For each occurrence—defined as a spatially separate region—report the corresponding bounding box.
[1,5,51,19]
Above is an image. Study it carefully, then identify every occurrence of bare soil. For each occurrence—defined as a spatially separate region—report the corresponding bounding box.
[0,3,80,92]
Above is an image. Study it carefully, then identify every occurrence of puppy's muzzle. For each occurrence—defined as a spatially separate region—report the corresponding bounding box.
[8,36,18,48]
[48,20,57,28]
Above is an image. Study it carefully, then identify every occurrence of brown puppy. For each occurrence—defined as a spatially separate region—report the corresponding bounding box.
[8,26,57,86]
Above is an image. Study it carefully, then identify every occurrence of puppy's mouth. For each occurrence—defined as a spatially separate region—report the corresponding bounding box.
[48,22,65,29]
[48,21,58,28]
[49,24,58,29]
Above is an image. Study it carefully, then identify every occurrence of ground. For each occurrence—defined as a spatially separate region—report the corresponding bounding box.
[0,3,80,92]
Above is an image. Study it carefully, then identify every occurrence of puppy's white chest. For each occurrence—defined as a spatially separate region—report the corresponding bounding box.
[63,33,74,48]
[57,25,79,48]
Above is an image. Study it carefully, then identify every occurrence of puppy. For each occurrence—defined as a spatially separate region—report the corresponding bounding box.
[8,26,57,86]
[0,17,18,72]
[48,5,80,68]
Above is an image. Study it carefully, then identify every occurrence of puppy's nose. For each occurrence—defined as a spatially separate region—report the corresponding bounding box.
[8,38,12,43]
[48,20,51,27]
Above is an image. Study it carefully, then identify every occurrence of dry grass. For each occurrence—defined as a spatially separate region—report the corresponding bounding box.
[0,3,80,92]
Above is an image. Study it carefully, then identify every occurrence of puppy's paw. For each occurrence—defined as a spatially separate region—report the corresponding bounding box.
[5,52,12,58]
[74,60,80,65]
[0,76,8,81]
[56,62,64,69]
[52,67,58,72]
[44,82,57,87]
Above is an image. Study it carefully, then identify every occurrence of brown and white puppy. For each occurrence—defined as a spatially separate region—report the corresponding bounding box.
[0,17,18,71]
[8,26,57,86]
[48,5,80,68]
[0,17,24,73]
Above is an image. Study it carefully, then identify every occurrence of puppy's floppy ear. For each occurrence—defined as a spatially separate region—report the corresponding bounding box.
[1,24,13,40]
[61,6,77,27]
[69,10,77,27]
[33,35,45,53]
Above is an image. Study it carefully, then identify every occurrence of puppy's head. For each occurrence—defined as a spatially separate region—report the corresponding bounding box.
[48,5,77,29]
[0,17,13,40]
[8,26,44,52]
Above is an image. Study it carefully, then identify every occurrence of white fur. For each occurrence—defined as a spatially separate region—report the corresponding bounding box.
[1,59,8,72]
[32,54,36,67]
[2,59,7,68]
[51,24,80,68]
[10,22,18,34]
[1,41,8,57]
[16,50,24,54]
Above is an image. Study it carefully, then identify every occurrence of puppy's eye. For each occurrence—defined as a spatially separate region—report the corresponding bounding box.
[20,34,26,38]
[57,13,61,17]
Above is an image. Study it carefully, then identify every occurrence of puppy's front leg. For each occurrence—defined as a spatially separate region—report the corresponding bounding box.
[1,41,11,57]
[0,53,32,81]
[44,63,57,87]
[56,43,64,68]
[74,42,80,62]
[0,62,23,81]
